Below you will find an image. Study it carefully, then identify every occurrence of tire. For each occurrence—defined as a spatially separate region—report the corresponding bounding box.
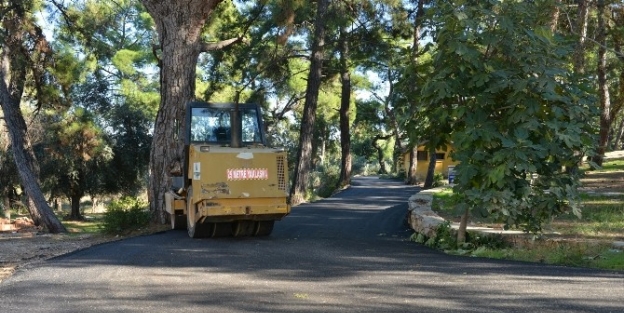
[232,221,256,237]
[254,221,275,236]
[211,222,232,238]
[187,189,214,238]
[186,189,198,238]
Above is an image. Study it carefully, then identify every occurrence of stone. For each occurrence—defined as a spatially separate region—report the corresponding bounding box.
[612,241,624,250]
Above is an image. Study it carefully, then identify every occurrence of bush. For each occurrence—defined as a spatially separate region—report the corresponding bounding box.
[432,172,445,187]
[101,197,150,235]
[412,220,510,252]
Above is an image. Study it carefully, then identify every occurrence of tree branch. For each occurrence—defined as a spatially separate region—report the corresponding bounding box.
[200,36,248,52]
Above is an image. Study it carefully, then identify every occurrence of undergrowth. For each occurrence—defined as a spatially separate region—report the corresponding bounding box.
[101,197,150,235]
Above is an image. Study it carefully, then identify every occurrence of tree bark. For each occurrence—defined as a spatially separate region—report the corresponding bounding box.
[290,0,329,205]
[611,6,624,151]
[337,26,352,189]
[372,134,391,175]
[0,9,66,233]
[573,0,589,74]
[383,89,402,172]
[612,117,624,150]
[405,0,425,185]
[68,168,85,220]
[140,0,223,222]
[457,207,469,244]
[406,147,418,185]
[70,193,83,220]
[423,149,437,189]
[549,0,561,32]
[593,0,611,166]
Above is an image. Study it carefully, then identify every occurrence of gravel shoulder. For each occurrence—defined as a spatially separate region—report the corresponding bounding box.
[0,232,118,282]
[0,224,168,283]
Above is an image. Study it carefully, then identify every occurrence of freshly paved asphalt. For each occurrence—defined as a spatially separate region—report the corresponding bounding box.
[1,176,623,313]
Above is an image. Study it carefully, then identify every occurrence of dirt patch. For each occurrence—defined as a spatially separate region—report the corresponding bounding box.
[0,231,116,282]
[0,218,167,283]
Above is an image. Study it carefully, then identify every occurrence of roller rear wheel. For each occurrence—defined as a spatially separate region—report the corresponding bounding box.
[254,221,275,236]
[210,222,233,237]
[232,221,256,237]
[186,189,199,238]
[186,189,212,238]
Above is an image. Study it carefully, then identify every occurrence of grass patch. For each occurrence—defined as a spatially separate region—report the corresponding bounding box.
[552,195,624,239]
[471,240,624,270]
[424,157,624,270]
[430,188,454,213]
[580,159,624,172]
[62,215,104,234]
[431,188,495,225]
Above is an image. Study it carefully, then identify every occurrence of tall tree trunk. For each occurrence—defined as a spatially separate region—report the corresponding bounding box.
[613,117,624,150]
[382,78,403,173]
[141,0,222,223]
[70,193,83,220]
[567,0,590,174]
[405,0,426,185]
[337,26,352,189]
[593,0,611,166]
[457,207,469,244]
[68,168,85,220]
[406,147,418,185]
[611,6,624,152]
[423,149,437,189]
[290,0,329,205]
[549,0,561,32]
[372,134,391,175]
[574,0,589,74]
[0,10,66,233]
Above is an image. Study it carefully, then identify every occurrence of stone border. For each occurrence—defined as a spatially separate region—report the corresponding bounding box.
[406,188,446,239]
[407,187,526,241]
[407,187,623,251]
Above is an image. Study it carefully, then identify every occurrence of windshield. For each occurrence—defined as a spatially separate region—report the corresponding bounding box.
[189,106,262,144]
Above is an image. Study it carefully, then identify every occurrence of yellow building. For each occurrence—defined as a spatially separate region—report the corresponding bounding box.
[402,146,459,182]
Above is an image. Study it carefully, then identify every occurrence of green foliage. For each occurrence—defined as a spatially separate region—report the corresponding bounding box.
[101,197,150,235]
[423,1,597,234]
[431,172,445,188]
[412,220,511,253]
[428,221,457,250]
[310,163,341,199]
[42,0,156,201]
[351,155,379,176]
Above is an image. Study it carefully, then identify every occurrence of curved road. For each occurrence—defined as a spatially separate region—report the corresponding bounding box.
[1,176,623,312]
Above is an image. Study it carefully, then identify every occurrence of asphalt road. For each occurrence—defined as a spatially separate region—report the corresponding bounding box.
[1,176,624,313]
